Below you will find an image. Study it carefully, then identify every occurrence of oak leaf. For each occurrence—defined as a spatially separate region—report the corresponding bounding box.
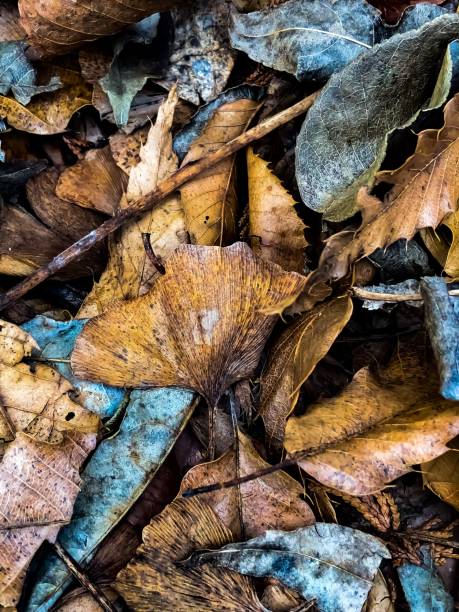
[72,242,306,407]
[180,432,315,538]
[284,338,459,495]
[179,95,261,246]
[18,0,179,58]
[248,147,307,273]
[116,497,263,611]
[307,92,459,292]
[259,295,353,450]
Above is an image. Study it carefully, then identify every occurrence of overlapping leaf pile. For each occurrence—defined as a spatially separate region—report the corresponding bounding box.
[0,0,459,611]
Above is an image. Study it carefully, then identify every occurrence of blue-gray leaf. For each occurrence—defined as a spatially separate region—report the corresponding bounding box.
[188,523,390,612]
[398,561,454,612]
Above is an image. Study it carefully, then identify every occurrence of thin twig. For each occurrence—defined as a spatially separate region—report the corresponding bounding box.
[352,286,459,303]
[141,233,166,275]
[52,542,116,612]
[229,389,245,540]
[0,90,320,312]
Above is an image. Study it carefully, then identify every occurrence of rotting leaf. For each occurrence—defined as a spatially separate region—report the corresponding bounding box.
[179,93,262,246]
[423,440,459,512]
[259,295,353,451]
[248,147,307,273]
[179,432,315,538]
[306,92,459,294]
[284,337,459,496]
[78,87,186,317]
[398,556,454,612]
[296,13,459,221]
[186,523,390,612]
[231,0,446,83]
[116,497,263,612]
[71,242,306,408]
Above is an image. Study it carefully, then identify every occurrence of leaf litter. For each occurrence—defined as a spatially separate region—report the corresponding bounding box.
[0,1,458,610]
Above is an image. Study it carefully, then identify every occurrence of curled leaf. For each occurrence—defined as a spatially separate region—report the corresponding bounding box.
[423,443,459,512]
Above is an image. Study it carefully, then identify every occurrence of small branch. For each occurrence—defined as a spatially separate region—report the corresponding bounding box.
[141,233,166,275]
[0,89,320,312]
[52,542,116,612]
[352,286,459,303]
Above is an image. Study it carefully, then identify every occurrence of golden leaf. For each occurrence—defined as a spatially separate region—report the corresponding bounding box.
[180,432,315,539]
[307,92,459,291]
[78,88,186,317]
[0,67,91,134]
[19,0,179,57]
[259,295,353,450]
[56,146,127,215]
[423,443,459,512]
[115,497,263,611]
[180,98,261,246]
[284,338,459,496]
[248,147,307,273]
[72,242,306,408]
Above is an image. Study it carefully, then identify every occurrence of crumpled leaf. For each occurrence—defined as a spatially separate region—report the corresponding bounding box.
[364,571,395,612]
[0,41,61,105]
[248,147,307,273]
[421,276,459,400]
[179,88,262,245]
[160,0,236,105]
[186,523,390,612]
[100,14,161,126]
[24,387,195,612]
[56,146,127,215]
[398,557,454,612]
[180,432,315,538]
[285,337,459,495]
[231,0,446,83]
[423,441,459,512]
[72,242,306,407]
[18,0,178,58]
[78,87,186,317]
[0,321,99,609]
[116,498,263,611]
[0,66,91,134]
[296,13,459,221]
[306,92,459,293]
[259,295,353,451]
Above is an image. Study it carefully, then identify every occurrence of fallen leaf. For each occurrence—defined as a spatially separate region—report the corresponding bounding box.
[423,443,459,512]
[284,337,459,495]
[259,295,353,450]
[0,319,37,366]
[0,1,26,41]
[179,91,262,245]
[18,0,179,58]
[398,558,454,612]
[231,0,445,83]
[78,88,186,317]
[180,432,315,538]
[260,581,307,612]
[159,0,236,105]
[247,147,307,273]
[116,498,263,611]
[368,0,444,24]
[56,146,127,215]
[109,125,150,174]
[186,523,390,612]
[296,13,459,220]
[0,66,91,134]
[71,242,306,407]
[364,571,395,612]
[307,92,459,291]
[421,276,459,400]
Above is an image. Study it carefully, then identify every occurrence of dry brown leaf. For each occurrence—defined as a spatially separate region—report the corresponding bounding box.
[422,210,459,279]
[248,147,307,273]
[115,497,263,611]
[0,322,99,608]
[260,582,307,612]
[364,571,395,612]
[180,98,261,246]
[367,0,444,24]
[259,295,353,450]
[18,0,179,58]
[180,432,315,538]
[56,146,127,215]
[78,89,186,317]
[284,338,459,496]
[0,67,91,135]
[307,93,459,293]
[72,242,306,406]
[109,125,150,174]
[0,1,26,41]
[423,443,459,512]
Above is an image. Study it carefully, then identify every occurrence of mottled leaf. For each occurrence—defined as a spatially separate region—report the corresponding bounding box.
[423,442,459,512]
[398,558,454,612]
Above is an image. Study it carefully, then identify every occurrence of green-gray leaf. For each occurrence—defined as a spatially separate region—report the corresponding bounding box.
[296,13,459,221]
[230,0,446,83]
[187,523,390,612]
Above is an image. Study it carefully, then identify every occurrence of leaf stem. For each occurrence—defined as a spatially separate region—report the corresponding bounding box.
[352,286,459,302]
